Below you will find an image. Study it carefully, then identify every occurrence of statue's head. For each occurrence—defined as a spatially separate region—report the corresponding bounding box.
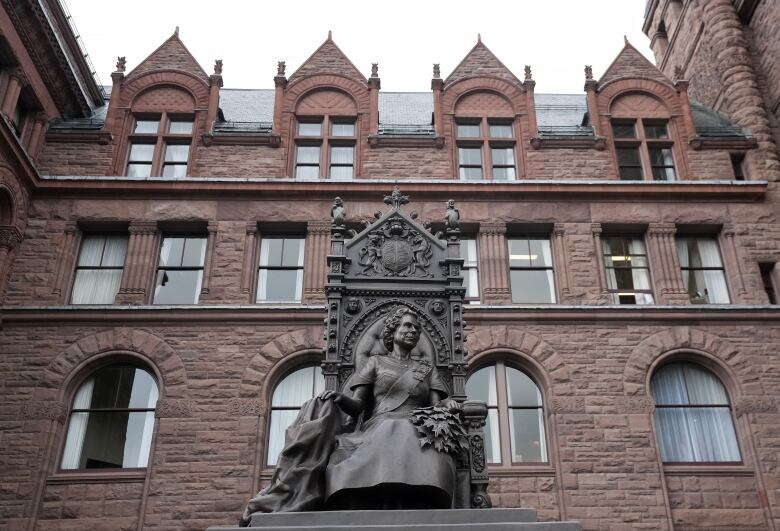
[382,307,420,352]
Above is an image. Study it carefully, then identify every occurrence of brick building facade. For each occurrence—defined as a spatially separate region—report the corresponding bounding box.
[1,1,780,530]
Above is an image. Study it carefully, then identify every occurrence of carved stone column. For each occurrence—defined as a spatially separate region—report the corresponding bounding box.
[1,67,25,118]
[303,220,331,302]
[52,221,80,301]
[646,223,688,304]
[478,222,511,304]
[589,223,610,303]
[241,223,258,301]
[552,223,572,301]
[26,113,49,159]
[116,221,159,304]
[0,225,23,300]
[199,221,219,298]
[720,224,748,303]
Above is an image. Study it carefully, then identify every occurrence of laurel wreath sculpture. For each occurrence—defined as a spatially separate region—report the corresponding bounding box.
[410,406,469,455]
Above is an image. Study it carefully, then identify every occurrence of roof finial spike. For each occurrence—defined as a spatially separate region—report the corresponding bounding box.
[624,34,629,45]
[174,26,179,36]
[477,33,482,43]
[328,30,333,40]
[524,65,532,81]
[433,63,441,79]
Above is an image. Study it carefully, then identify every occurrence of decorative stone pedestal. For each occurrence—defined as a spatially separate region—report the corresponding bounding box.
[207,508,582,530]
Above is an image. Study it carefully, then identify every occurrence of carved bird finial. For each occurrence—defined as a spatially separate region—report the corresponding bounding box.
[445,199,460,231]
[277,61,286,77]
[371,63,379,78]
[433,63,441,79]
[115,56,126,73]
[214,59,223,76]
[331,197,346,227]
[584,65,593,80]
[524,65,532,81]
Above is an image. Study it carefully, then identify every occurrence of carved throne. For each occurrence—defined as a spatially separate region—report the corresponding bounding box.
[323,188,491,509]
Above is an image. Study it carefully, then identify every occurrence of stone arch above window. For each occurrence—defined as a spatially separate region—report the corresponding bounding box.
[132,85,196,113]
[295,88,357,116]
[454,90,514,118]
[610,91,670,118]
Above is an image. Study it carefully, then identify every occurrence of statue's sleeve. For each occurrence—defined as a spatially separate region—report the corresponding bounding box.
[349,355,378,390]
[429,366,449,398]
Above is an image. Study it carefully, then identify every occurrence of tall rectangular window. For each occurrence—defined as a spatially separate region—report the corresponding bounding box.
[458,147,483,180]
[460,238,479,301]
[126,115,192,178]
[676,237,729,304]
[612,119,676,181]
[508,238,556,303]
[602,236,654,304]
[257,237,305,303]
[294,117,355,179]
[456,119,517,181]
[71,236,128,304]
[153,236,207,304]
[295,145,321,179]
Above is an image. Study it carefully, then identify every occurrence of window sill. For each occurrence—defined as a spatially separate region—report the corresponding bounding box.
[662,464,754,476]
[486,465,555,477]
[47,470,148,484]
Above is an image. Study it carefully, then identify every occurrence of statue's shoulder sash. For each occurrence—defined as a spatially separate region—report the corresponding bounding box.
[373,358,432,416]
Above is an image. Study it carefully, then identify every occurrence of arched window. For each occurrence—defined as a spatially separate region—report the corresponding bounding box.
[267,365,324,466]
[61,364,159,470]
[651,362,741,463]
[466,361,547,465]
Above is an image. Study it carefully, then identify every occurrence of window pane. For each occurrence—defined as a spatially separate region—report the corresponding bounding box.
[330,165,353,180]
[505,367,542,406]
[510,270,556,303]
[64,411,156,469]
[655,407,740,462]
[457,123,481,137]
[182,237,207,267]
[460,239,477,265]
[508,239,531,267]
[86,366,157,409]
[154,269,202,304]
[466,366,497,406]
[281,238,304,267]
[612,122,636,138]
[298,122,322,136]
[168,120,193,134]
[652,165,677,181]
[164,144,190,163]
[295,165,320,179]
[331,122,355,137]
[528,239,552,267]
[509,409,547,462]
[489,123,513,138]
[260,239,284,267]
[644,122,668,139]
[619,166,643,180]
[649,147,674,166]
[267,409,300,466]
[258,269,301,302]
[616,146,641,166]
[492,167,516,180]
[459,147,482,165]
[159,237,185,267]
[71,269,123,304]
[459,166,483,180]
[330,146,354,165]
[78,237,106,267]
[134,120,159,134]
[485,409,501,464]
[126,163,152,178]
[296,146,320,164]
[272,366,318,407]
[491,148,514,166]
[129,144,155,162]
[162,164,187,178]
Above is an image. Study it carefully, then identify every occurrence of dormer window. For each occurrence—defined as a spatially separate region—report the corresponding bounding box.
[456,118,516,181]
[294,117,356,180]
[126,114,193,178]
[612,119,676,181]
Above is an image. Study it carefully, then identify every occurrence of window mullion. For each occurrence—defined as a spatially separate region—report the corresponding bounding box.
[494,361,513,465]
[322,114,330,178]
[637,119,654,181]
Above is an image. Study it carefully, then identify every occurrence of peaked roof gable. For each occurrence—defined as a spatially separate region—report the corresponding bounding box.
[444,39,522,87]
[598,40,670,87]
[288,36,367,84]
[126,31,208,81]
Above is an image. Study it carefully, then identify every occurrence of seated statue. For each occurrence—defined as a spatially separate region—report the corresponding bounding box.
[241,307,459,525]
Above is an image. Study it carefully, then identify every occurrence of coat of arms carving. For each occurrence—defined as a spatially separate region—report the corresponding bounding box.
[358,217,433,277]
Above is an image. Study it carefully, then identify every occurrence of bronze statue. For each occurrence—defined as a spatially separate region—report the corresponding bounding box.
[240,307,458,523]
[445,199,460,231]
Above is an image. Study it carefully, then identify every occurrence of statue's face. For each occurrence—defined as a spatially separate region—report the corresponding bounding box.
[393,314,421,350]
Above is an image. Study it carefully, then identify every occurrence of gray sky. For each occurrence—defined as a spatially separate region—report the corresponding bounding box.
[65,0,653,94]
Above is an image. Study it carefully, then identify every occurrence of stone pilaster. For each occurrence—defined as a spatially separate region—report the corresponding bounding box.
[241,222,258,301]
[199,221,219,298]
[303,220,331,302]
[478,222,511,304]
[646,223,688,304]
[51,222,80,301]
[115,221,159,304]
[589,223,610,303]
[720,223,748,303]
[1,67,26,118]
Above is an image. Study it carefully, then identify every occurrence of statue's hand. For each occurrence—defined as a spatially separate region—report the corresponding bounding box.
[441,399,461,413]
[318,390,342,402]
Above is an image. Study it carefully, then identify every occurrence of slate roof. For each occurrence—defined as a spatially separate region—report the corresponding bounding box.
[47,88,749,139]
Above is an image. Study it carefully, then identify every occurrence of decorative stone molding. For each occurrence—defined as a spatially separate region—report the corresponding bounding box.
[155,399,194,418]
[0,225,23,249]
[538,477,554,491]
[622,396,654,413]
[227,398,265,417]
[734,397,777,417]
[549,396,585,414]
[21,400,67,423]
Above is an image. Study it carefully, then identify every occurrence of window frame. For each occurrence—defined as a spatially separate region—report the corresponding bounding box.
[601,234,655,305]
[507,236,557,303]
[70,233,128,305]
[612,118,677,181]
[255,235,306,303]
[153,234,207,305]
[294,115,357,180]
[460,237,480,302]
[676,236,730,304]
[466,360,549,467]
[125,113,194,178]
[59,363,159,472]
[455,117,518,181]
[650,361,742,465]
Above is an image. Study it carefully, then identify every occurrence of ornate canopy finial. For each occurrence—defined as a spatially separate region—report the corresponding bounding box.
[524,65,532,81]
[371,63,379,78]
[384,186,410,210]
[433,63,441,79]
[214,59,223,76]
[673,65,684,80]
[116,56,126,73]
[277,61,286,77]
[584,65,593,80]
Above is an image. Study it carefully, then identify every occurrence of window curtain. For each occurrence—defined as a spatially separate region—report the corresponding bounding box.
[267,367,323,466]
[651,364,740,462]
[628,238,654,303]
[122,376,159,468]
[61,378,95,469]
[698,239,729,303]
[71,237,127,304]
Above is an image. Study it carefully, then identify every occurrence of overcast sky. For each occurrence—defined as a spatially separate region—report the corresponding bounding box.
[64,0,653,94]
